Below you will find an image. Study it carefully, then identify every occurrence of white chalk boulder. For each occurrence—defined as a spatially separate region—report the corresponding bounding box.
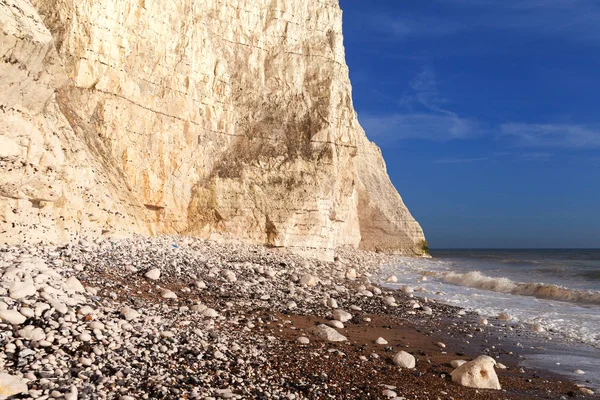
[0,373,28,396]
[0,310,27,325]
[333,309,352,323]
[9,281,36,299]
[345,269,357,280]
[451,355,501,390]
[144,268,161,280]
[375,337,388,345]
[392,351,416,368]
[311,324,347,342]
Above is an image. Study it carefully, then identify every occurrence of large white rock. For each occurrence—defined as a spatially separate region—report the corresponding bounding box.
[451,355,501,390]
[393,351,416,368]
[223,270,237,282]
[383,296,397,307]
[326,298,338,308]
[326,320,345,329]
[144,269,161,280]
[161,290,177,299]
[0,310,27,325]
[333,309,352,323]
[375,337,388,345]
[0,373,28,397]
[311,324,347,342]
[385,275,398,283]
[17,326,46,341]
[120,306,140,321]
[8,281,36,299]
[297,336,310,345]
[202,308,219,318]
[65,276,86,293]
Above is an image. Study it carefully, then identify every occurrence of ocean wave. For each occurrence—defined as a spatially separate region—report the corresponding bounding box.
[439,271,600,305]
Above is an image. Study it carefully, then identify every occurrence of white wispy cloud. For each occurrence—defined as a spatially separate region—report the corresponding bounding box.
[360,66,481,141]
[360,113,479,141]
[357,66,600,151]
[501,123,600,149]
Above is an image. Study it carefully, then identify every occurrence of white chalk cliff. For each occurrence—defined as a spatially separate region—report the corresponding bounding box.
[0,0,426,256]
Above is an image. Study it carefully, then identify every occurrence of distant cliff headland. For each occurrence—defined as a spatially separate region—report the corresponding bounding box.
[0,0,425,257]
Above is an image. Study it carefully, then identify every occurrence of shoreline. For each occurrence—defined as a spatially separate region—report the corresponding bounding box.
[0,235,597,399]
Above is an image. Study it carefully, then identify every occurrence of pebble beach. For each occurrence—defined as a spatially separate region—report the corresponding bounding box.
[0,235,597,399]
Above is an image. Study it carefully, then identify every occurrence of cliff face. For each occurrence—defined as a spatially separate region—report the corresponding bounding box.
[0,0,426,256]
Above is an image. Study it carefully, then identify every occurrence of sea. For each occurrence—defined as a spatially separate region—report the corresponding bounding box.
[380,249,600,388]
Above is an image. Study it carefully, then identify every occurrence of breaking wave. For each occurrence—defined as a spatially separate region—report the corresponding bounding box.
[439,271,600,305]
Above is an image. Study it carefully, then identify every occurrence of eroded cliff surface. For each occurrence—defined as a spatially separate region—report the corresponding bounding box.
[0,0,426,256]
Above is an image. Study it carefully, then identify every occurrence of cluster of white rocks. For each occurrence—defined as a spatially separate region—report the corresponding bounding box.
[0,235,418,398]
[0,235,592,398]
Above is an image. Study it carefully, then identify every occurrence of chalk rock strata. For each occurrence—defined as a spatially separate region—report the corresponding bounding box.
[0,0,425,255]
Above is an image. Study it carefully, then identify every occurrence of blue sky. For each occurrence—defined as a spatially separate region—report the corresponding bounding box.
[339,0,600,248]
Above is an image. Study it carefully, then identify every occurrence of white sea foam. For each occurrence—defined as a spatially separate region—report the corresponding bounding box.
[380,254,600,349]
[439,270,600,305]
